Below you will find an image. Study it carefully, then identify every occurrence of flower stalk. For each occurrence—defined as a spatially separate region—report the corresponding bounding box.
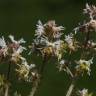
[29,59,46,96]
[66,80,75,96]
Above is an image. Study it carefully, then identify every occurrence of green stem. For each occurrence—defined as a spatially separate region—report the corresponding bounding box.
[66,66,74,78]
[4,84,9,96]
[84,31,90,48]
[5,61,11,96]
[29,78,40,96]
[29,59,46,96]
[7,63,11,80]
[66,79,76,96]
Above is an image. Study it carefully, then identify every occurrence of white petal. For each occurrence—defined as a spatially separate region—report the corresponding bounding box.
[18,38,26,44]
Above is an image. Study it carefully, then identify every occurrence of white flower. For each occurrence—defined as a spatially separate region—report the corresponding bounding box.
[31,72,36,77]
[78,88,88,96]
[55,26,64,31]
[34,37,49,46]
[65,33,73,46]
[15,46,26,54]
[54,32,63,39]
[44,20,64,31]
[74,27,80,34]
[16,58,36,82]
[53,40,63,48]
[58,59,66,71]
[35,20,64,39]
[89,20,96,31]
[44,20,64,39]
[83,3,96,19]
[75,58,93,75]
[87,40,96,49]
[9,35,26,44]
[0,36,8,56]
[0,36,7,48]
[60,60,65,65]
[83,3,92,18]
[84,3,91,13]
[79,58,93,65]
[34,38,62,47]
[22,59,35,70]
[64,33,77,51]
[47,40,64,60]
[35,20,45,37]
[11,46,26,62]
[12,46,26,57]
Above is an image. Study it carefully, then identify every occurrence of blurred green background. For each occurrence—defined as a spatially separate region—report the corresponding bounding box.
[0,0,96,96]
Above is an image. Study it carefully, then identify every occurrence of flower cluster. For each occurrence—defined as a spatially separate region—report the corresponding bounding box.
[0,35,37,82]
[75,58,93,76]
[64,33,79,52]
[0,35,26,62]
[0,3,96,96]
[0,36,8,58]
[30,20,65,61]
[16,59,38,82]
[84,3,96,20]
[57,4,96,96]
[74,4,96,34]
[8,35,26,63]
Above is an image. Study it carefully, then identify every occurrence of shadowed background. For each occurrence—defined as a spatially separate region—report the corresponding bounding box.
[0,0,96,96]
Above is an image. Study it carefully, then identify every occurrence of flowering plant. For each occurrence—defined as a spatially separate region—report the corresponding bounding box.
[0,3,95,96]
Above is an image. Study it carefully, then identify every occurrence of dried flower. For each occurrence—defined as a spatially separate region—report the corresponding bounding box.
[35,20,64,40]
[52,40,66,60]
[88,20,96,31]
[84,3,96,20]
[65,33,73,46]
[0,36,7,48]
[44,20,64,39]
[74,4,96,34]
[11,46,26,63]
[74,22,89,34]
[65,33,77,51]
[39,40,66,60]
[79,88,88,96]
[75,58,93,75]
[30,20,65,61]
[9,35,26,44]
[87,40,96,49]
[35,20,45,37]
[16,59,36,82]
[0,36,8,57]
